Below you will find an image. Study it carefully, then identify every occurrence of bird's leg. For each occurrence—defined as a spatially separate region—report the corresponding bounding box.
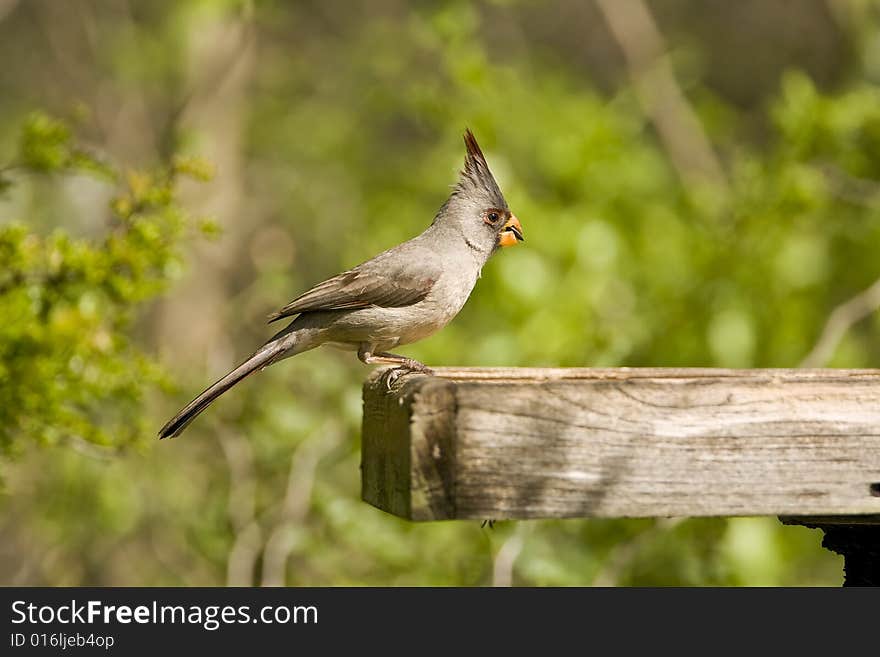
[357,348,434,374]
[377,352,435,375]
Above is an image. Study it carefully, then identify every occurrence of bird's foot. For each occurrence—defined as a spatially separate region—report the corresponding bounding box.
[381,360,434,390]
[481,519,497,530]
[382,368,402,390]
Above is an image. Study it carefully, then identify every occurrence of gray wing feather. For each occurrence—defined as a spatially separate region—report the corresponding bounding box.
[267,245,440,323]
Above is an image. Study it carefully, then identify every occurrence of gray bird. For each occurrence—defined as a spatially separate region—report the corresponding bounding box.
[159,129,523,439]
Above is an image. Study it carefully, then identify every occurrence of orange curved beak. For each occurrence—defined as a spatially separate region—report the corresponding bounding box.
[499,214,524,247]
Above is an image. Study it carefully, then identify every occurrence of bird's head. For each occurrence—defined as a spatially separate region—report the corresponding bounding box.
[433,129,524,256]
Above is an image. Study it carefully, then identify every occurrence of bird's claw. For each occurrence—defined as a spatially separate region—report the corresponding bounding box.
[481,519,496,530]
[383,367,402,390]
[382,362,434,390]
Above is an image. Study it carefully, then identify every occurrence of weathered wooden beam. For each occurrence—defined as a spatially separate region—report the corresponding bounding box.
[360,368,880,521]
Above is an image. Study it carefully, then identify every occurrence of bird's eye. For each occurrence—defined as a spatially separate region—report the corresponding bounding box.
[487,211,500,223]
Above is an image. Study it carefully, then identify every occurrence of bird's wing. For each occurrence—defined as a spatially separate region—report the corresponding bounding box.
[267,248,441,323]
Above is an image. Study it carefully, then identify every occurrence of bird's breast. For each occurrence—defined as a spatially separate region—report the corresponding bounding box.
[405,266,479,336]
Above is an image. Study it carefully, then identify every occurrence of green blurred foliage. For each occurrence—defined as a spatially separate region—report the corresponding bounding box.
[4,0,879,586]
[0,112,214,456]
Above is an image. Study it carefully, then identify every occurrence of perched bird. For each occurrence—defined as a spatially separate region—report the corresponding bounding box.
[159,129,523,439]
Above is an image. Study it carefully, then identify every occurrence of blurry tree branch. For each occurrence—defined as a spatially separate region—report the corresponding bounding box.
[595,0,728,190]
[260,424,340,587]
[64,436,120,461]
[218,429,264,586]
[491,524,527,587]
[819,162,880,207]
[810,165,880,370]
[800,276,880,367]
[165,14,255,158]
[592,518,683,586]
[147,531,205,588]
[11,550,39,586]
[156,9,254,371]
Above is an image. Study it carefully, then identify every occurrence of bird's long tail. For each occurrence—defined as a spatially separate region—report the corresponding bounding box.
[159,333,294,439]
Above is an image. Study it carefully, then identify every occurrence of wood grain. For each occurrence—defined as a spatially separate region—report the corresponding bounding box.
[361,368,880,521]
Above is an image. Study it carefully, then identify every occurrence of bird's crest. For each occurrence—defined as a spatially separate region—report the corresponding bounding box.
[456,128,508,209]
